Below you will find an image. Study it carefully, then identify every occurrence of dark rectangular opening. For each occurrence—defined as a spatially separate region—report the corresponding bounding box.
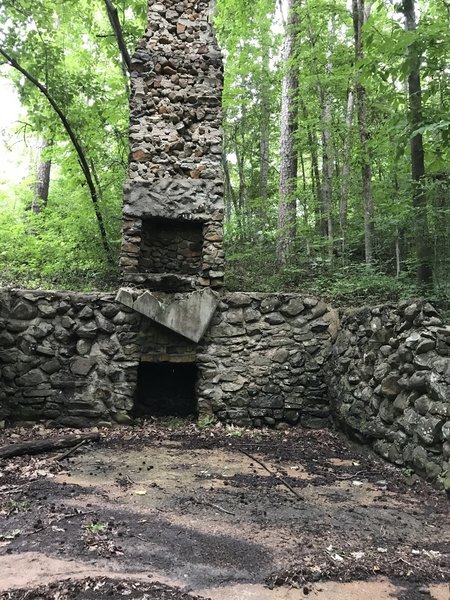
[139,218,203,275]
[134,362,198,417]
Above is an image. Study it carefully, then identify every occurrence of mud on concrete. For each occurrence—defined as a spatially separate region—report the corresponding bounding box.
[0,423,449,599]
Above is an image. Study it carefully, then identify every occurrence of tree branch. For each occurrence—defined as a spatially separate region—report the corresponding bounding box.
[104,0,132,73]
[0,47,113,262]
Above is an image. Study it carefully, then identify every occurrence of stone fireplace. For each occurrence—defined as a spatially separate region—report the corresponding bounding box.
[134,361,198,418]
[120,0,225,292]
[138,217,203,276]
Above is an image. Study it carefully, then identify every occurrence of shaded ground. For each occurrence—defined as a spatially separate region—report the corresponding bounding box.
[0,422,449,599]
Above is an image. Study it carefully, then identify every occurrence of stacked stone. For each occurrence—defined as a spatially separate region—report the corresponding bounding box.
[0,290,141,428]
[198,293,338,429]
[329,300,450,486]
[2,287,449,487]
[121,0,224,291]
[139,220,203,275]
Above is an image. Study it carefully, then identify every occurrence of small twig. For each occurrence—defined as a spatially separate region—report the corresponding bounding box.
[21,511,95,536]
[238,449,304,500]
[54,440,86,462]
[57,510,94,521]
[190,497,235,516]
[0,484,29,495]
[335,470,368,481]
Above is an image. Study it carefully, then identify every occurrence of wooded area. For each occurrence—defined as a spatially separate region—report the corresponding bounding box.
[0,0,448,308]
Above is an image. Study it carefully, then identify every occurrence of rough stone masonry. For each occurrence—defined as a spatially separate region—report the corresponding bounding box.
[0,0,449,488]
[121,0,225,292]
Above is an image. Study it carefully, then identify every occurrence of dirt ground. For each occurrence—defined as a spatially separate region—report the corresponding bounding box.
[0,422,449,600]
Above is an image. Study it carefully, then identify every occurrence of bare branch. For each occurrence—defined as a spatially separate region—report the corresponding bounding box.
[0,46,113,262]
[104,0,132,73]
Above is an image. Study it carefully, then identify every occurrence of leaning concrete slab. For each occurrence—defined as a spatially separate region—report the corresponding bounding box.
[115,288,134,309]
[117,288,219,343]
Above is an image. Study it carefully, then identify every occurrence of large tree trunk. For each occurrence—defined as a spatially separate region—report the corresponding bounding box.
[352,0,374,265]
[401,0,433,288]
[32,139,52,213]
[276,0,300,266]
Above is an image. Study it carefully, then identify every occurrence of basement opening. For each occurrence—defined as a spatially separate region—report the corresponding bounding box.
[134,362,198,417]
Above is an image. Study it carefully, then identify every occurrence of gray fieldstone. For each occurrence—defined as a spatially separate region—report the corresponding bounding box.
[280,298,305,317]
[12,301,38,320]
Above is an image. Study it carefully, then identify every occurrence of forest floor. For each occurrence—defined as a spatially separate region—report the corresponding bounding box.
[0,422,449,600]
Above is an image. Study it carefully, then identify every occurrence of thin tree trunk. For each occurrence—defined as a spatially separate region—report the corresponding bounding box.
[318,19,334,261]
[32,139,52,213]
[321,88,333,260]
[401,0,433,288]
[339,89,354,247]
[394,174,403,276]
[223,152,236,223]
[259,97,270,208]
[299,152,311,255]
[276,0,300,266]
[352,0,374,265]
[259,50,270,217]
[104,0,131,73]
[0,47,113,262]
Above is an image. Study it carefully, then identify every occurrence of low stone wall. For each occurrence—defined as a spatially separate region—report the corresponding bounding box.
[328,301,450,484]
[199,293,338,428]
[0,289,336,429]
[0,290,140,428]
[1,288,449,486]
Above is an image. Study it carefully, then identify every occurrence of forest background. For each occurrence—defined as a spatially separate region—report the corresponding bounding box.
[0,0,448,311]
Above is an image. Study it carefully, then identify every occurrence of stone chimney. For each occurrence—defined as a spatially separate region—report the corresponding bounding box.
[120,0,224,292]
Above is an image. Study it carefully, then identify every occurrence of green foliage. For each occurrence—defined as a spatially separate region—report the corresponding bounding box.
[0,0,448,310]
[218,0,449,310]
[0,0,146,288]
[0,181,119,290]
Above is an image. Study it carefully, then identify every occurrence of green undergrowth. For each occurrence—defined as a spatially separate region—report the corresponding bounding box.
[224,242,450,317]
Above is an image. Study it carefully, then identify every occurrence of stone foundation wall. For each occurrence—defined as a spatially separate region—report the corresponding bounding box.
[0,289,336,430]
[328,301,450,484]
[1,288,449,485]
[0,290,140,428]
[199,293,338,428]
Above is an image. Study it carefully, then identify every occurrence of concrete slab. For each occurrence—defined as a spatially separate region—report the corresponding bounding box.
[115,287,134,308]
[130,289,219,343]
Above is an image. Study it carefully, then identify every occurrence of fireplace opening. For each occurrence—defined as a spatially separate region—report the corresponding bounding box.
[139,218,203,275]
[134,362,198,417]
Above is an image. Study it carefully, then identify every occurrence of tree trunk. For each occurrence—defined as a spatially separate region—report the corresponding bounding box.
[259,96,270,207]
[258,50,270,218]
[320,46,334,262]
[223,151,237,223]
[352,0,374,265]
[32,139,52,213]
[401,0,433,288]
[104,0,131,72]
[339,89,354,247]
[276,0,300,267]
[321,103,333,260]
